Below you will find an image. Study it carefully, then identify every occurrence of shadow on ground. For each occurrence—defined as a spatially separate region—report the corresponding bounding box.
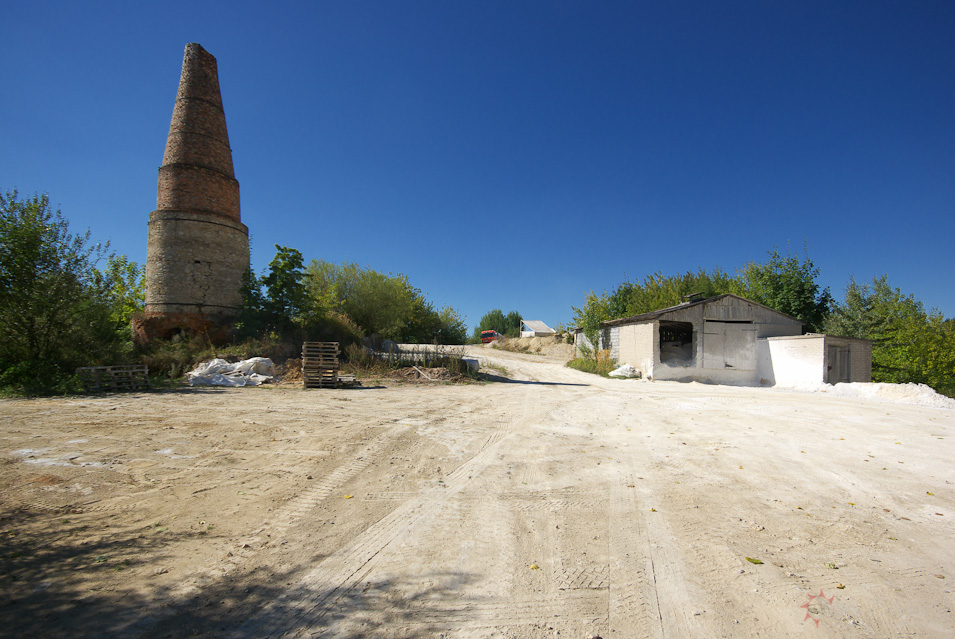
[1,506,476,638]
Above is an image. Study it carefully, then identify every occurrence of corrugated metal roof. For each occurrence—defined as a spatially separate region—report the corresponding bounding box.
[521,320,556,334]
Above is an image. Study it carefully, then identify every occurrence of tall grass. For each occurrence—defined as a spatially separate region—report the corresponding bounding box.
[565,350,617,377]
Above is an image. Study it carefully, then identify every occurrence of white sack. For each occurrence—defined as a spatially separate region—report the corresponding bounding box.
[187,357,275,387]
[609,364,638,378]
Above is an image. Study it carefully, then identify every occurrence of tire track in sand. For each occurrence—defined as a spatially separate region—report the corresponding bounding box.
[229,385,555,638]
[228,413,514,639]
[609,468,663,638]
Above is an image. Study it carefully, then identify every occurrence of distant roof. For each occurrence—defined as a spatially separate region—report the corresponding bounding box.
[521,320,556,334]
[601,293,801,327]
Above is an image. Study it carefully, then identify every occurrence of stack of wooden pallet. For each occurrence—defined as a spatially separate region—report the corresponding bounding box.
[76,365,151,393]
[302,342,340,389]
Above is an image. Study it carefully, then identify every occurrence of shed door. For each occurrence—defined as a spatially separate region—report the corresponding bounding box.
[827,346,851,383]
[703,321,757,370]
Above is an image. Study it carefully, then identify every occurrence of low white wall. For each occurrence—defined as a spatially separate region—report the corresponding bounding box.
[652,362,762,385]
[759,336,825,387]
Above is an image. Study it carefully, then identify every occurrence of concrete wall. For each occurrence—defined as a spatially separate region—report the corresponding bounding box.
[573,330,592,354]
[573,326,619,359]
[603,326,619,361]
[758,335,825,386]
[853,339,872,382]
[613,317,765,385]
[759,335,873,387]
[654,357,762,385]
[521,330,556,338]
[618,322,656,378]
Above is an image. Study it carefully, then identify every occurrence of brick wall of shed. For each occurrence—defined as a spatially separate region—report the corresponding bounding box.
[823,336,873,383]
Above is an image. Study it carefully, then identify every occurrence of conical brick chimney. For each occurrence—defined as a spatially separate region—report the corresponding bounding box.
[140,43,250,342]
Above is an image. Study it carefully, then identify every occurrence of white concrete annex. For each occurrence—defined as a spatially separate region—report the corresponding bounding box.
[759,333,872,386]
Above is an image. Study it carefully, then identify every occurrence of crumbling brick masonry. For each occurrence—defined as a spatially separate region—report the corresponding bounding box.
[138,43,250,342]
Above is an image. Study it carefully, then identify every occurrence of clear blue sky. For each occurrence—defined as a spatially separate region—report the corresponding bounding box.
[3,1,953,330]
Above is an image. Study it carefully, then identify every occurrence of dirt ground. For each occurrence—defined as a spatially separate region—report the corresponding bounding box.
[1,347,953,638]
[489,335,576,359]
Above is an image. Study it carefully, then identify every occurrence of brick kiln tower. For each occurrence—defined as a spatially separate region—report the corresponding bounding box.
[140,43,249,341]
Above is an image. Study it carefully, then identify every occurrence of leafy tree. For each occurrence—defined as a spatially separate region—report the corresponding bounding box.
[98,254,144,328]
[262,245,307,331]
[915,315,955,398]
[503,310,522,337]
[821,276,881,340]
[405,301,469,345]
[571,291,613,361]
[0,190,127,393]
[234,245,307,338]
[824,275,954,395]
[304,260,466,344]
[434,306,468,344]
[234,267,268,338]
[607,268,740,318]
[474,309,506,339]
[472,309,522,340]
[337,267,417,339]
[572,245,831,343]
[738,246,832,331]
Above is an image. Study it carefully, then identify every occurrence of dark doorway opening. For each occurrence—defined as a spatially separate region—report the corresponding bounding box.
[660,321,694,365]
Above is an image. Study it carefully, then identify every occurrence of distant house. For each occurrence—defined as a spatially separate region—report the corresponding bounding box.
[520,320,557,338]
[575,293,871,387]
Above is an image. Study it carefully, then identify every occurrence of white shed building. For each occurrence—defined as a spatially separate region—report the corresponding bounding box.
[521,320,557,338]
[575,294,871,387]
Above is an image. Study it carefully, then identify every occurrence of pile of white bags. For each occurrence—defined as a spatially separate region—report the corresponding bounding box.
[186,358,275,387]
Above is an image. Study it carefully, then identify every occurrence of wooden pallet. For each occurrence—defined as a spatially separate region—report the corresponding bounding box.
[302,343,338,361]
[76,365,151,393]
[302,342,340,389]
[303,367,340,389]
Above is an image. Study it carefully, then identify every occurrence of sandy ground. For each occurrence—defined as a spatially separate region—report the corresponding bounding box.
[1,347,953,638]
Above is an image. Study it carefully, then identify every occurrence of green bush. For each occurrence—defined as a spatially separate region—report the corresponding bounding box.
[0,190,137,395]
[566,355,618,377]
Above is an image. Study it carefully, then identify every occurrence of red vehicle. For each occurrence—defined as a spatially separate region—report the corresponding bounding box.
[480,330,500,343]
